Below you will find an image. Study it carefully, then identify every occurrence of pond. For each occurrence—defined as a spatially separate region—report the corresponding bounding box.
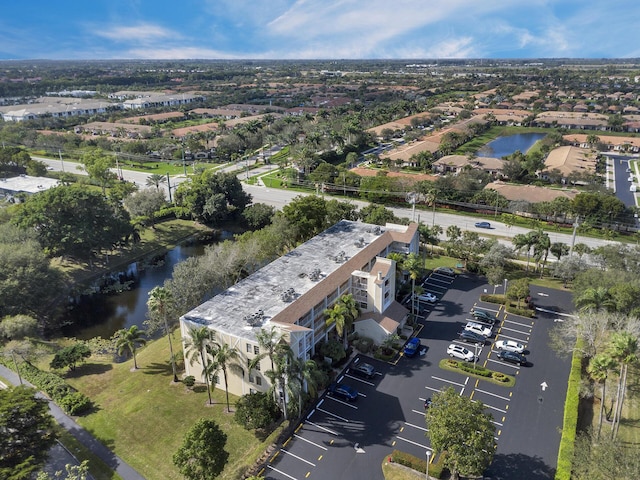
[64,233,231,340]
[476,132,547,158]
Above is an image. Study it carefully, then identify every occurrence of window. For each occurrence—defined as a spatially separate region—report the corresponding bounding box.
[254,361,261,371]
[249,374,254,383]
[208,331,216,341]
[246,343,252,353]
[254,345,260,355]
[256,377,262,386]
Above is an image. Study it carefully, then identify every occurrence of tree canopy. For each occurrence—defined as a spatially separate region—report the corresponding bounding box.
[0,386,58,480]
[13,184,132,259]
[173,419,229,480]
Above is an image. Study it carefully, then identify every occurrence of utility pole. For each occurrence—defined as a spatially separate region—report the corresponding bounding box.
[569,215,580,255]
[166,173,172,203]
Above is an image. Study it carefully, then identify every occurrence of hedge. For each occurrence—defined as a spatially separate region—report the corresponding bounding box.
[555,338,583,480]
[389,449,447,479]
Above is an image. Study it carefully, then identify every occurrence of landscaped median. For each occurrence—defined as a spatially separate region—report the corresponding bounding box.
[439,358,516,387]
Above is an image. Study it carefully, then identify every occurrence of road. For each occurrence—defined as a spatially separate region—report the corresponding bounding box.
[35,155,617,251]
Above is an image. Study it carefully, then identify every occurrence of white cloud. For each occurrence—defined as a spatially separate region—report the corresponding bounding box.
[94,23,177,43]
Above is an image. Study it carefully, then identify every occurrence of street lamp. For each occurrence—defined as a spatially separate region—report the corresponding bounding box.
[425,450,431,479]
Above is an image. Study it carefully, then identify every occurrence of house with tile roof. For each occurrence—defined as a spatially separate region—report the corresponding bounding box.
[180,220,419,397]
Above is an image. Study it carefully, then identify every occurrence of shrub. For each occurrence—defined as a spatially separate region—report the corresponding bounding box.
[480,294,507,305]
[555,339,583,480]
[234,392,281,431]
[505,305,535,318]
[390,449,426,473]
[457,362,492,377]
[352,336,373,354]
[58,392,92,415]
[492,372,509,382]
[183,375,195,387]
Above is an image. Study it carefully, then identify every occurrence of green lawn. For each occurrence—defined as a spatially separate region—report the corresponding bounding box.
[64,333,283,480]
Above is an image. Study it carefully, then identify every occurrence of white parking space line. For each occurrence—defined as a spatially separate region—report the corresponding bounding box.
[492,420,503,427]
[344,374,375,386]
[294,434,328,450]
[425,386,442,394]
[494,333,528,344]
[267,464,299,480]
[422,283,447,292]
[325,396,358,409]
[499,326,531,336]
[317,407,351,421]
[474,388,511,402]
[357,392,367,398]
[487,358,521,370]
[428,276,452,285]
[432,376,466,387]
[305,421,338,436]
[412,409,426,416]
[405,421,428,432]
[475,401,507,414]
[473,306,500,313]
[280,448,316,467]
[503,318,534,328]
[396,436,430,450]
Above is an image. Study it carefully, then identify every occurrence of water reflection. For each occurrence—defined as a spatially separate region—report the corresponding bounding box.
[65,242,209,340]
[477,133,547,158]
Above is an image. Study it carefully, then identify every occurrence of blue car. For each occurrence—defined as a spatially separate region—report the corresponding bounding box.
[328,383,359,401]
[475,221,491,229]
[403,337,421,357]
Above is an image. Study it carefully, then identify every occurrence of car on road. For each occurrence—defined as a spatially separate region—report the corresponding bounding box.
[403,337,421,357]
[433,266,456,276]
[328,383,359,401]
[416,292,437,303]
[475,221,491,229]
[472,309,497,324]
[447,344,476,362]
[494,339,525,353]
[465,321,492,337]
[497,350,527,366]
[458,330,487,345]
[350,362,376,378]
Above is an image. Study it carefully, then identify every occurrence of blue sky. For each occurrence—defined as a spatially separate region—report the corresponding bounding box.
[2,0,639,60]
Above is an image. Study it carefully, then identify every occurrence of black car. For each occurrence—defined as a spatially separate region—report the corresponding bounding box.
[472,309,497,324]
[458,330,487,345]
[497,350,527,366]
[349,362,376,378]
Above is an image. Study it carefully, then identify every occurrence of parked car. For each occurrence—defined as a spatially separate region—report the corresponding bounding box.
[433,266,456,276]
[447,344,475,362]
[328,383,359,401]
[458,330,487,345]
[475,221,491,229]
[494,340,525,354]
[497,350,527,366]
[465,321,492,337]
[350,362,376,378]
[472,309,497,324]
[417,292,437,303]
[403,337,421,357]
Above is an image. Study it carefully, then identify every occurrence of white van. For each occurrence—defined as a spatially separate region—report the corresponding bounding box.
[631,185,637,192]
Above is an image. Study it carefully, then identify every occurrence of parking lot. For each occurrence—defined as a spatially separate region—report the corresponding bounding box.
[263,272,573,480]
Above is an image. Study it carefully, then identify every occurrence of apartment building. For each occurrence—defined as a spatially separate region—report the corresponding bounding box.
[179,220,419,397]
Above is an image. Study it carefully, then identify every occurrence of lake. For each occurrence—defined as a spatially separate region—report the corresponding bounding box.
[477,132,547,158]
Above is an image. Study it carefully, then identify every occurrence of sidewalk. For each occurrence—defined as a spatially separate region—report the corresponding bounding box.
[0,364,145,480]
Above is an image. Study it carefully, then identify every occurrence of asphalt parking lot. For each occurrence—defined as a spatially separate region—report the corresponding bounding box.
[263,272,573,480]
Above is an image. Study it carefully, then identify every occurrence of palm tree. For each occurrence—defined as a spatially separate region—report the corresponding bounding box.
[208,342,240,413]
[147,286,179,382]
[575,287,615,313]
[184,326,214,405]
[338,294,360,329]
[287,357,326,418]
[325,302,352,349]
[587,353,617,440]
[264,344,294,420]
[532,230,551,276]
[251,326,288,373]
[146,173,167,192]
[608,332,638,439]
[115,325,147,370]
[403,253,423,318]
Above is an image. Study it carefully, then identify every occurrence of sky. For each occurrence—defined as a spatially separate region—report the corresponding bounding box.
[2,0,639,60]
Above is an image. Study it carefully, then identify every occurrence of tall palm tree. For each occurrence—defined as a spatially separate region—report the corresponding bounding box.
[146,173,167,192]
[184,326,214,405]
[324,302,350,349]
[533,230,551,276]
[251,326,288,373]
[264,344,294,420]
[115,325,147,370]
[208,342,240,413]
[338,294,360,328]
[147,286,179,382]
[403,253,423,318]
[287,357,326,418]
[587,353,617,440]
[608,332,638,439]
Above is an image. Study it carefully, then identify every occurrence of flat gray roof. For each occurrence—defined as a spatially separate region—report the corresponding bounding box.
[182,220,408,341]
[0,175,59,194]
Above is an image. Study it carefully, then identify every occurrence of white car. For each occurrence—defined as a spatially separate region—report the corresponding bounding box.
[447,344,475,362]
[465,321,492,338]
[494,339,525,353]
[416,292,437,303]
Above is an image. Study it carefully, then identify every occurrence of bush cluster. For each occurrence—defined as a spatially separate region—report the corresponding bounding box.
[505,305,535,318]
[453,360,492,377]
[389,449,447,479]
[352,336,373,354]
[492,371,509,382]
[479,294,507,304]
[17,362,92,415]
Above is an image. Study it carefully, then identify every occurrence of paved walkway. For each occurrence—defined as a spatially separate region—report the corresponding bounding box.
[0,364,145,480]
